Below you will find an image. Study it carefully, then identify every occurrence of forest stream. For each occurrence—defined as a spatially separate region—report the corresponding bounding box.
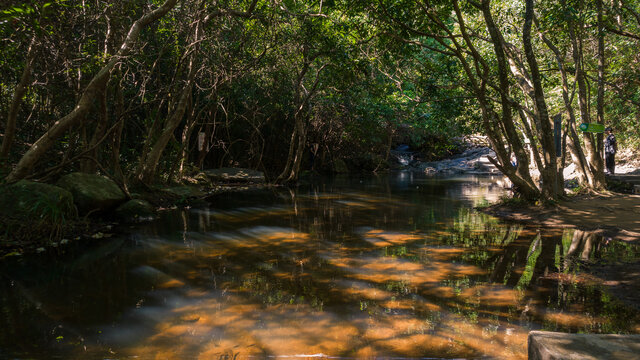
[1,174,640,359]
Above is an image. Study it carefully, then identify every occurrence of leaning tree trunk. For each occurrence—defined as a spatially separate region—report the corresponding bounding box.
[5,0,178,183]
[137,18,203,184]
[137,81,194,184]
[523,0,561,199]
[479,0,541,200]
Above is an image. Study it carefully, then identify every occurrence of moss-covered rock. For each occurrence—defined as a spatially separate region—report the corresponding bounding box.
[57,172,126,214]
[115,199,154,222]
[0,180,76,222]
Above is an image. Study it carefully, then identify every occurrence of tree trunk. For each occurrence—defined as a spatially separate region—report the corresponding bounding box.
[596,0,606,170]
[178,106,199,180]
[287,113,308,182]
[538,30,594,186]
[565,0,606,189]
[137,81,194,184]
[0,38,36,162]
[523,0,561,199]
[111,70,126,183]
[276,60,325,183]
[479,0,541,200]
[81,85,109,173]
[277,123,298,182]
[197,108,216,169]
[5,0,178,182]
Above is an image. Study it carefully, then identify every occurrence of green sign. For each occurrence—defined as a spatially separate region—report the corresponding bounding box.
[579,123,605,133]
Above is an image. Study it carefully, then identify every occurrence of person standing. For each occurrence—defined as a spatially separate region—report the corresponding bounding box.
[604,126,617,175]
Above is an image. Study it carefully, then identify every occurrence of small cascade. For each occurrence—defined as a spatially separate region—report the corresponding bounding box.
[390,144,417,168]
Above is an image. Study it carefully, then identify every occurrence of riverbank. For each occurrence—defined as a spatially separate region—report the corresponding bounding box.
[481,193,640,242]
[0,170,270,258]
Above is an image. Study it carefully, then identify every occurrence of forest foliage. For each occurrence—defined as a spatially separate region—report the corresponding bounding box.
[1,0,639,199]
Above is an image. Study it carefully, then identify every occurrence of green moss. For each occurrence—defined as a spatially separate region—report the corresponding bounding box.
[57,173,126,214]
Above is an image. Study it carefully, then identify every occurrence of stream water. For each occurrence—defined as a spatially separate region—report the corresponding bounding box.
[1,173,639,359]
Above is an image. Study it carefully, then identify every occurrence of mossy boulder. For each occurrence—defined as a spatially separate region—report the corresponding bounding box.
[0,180,76,222]
[57,172,126,214]
[115,199,154,222]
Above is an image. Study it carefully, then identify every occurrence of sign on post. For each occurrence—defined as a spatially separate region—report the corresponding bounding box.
[198,132,206,151]
[579,123,605,133]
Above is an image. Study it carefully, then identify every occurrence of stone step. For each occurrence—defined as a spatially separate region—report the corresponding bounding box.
[529,331,640,360]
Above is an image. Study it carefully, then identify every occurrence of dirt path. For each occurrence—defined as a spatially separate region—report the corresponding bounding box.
[484,193,640,242]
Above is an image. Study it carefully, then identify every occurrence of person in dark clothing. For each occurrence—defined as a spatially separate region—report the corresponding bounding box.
[604,126,617,174]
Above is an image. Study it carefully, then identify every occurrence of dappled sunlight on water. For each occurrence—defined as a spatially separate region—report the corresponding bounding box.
[1,175,640,359]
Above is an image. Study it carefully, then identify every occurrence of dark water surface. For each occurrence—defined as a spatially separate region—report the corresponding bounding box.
[1,174,640,359]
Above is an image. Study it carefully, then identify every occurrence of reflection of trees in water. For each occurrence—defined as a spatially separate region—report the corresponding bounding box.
[566,230,604,264]
[2,189,640,359]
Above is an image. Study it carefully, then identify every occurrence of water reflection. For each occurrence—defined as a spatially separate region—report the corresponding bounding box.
[0,175,639,359]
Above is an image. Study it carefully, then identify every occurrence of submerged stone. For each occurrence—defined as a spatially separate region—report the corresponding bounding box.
[57,172,126,214]
[203,168,266,182]
[0,180,76,221]
[115,199,155,222]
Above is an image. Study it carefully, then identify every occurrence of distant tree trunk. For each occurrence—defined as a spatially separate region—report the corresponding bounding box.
[537,26,593,186]
[80,85,109,173]
[111,70,126,183]
[278,122,298,182]
[81,11,117,174]
[0,37,36,162]
[596,0,606,158]
[565,0,606,189]
[197,107,216,169]
[137,18,201,184]
[137,74,195,183]
[277,60,326,183]
[5,0,178,183]
[178,104,200,180]
[288,112,308,181]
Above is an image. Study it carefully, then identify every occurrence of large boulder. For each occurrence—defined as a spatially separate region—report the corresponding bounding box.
[57,172,126,214]
[0,180,76,222]
[115,199,155,222]
[203,168,266,183]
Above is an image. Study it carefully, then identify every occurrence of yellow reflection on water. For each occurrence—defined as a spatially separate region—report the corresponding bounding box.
[64,205,640,360]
